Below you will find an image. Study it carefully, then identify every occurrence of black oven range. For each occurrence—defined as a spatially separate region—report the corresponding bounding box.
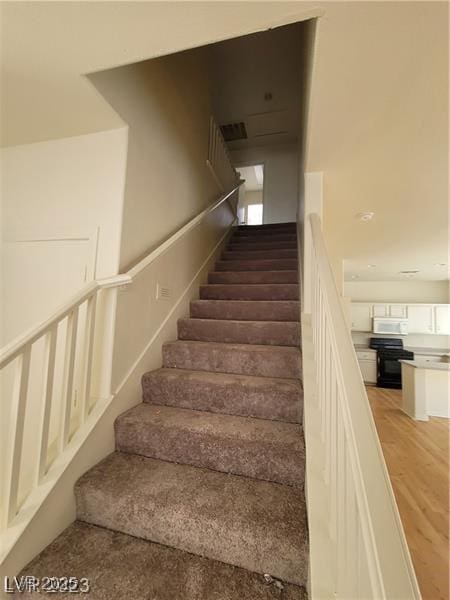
[369,338,414,389]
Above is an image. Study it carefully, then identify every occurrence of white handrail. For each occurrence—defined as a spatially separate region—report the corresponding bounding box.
[305,213,420,599]
[128,183,241,279]
[0,182,242,537]
[0,275,132,370]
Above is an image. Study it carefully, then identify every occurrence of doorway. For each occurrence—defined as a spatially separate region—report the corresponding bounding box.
[236,164,264,225]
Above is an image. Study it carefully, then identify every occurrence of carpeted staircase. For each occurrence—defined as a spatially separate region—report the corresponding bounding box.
[17,222,308,600]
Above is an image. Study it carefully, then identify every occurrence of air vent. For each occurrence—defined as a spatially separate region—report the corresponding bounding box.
[156,283,172,300]
[220,122,247,142]
[399,270,419,274]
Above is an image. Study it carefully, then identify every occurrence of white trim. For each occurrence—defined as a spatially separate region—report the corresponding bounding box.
[304,213,421,599]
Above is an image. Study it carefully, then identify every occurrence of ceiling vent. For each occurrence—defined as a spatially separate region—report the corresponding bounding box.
[220,122,247,142]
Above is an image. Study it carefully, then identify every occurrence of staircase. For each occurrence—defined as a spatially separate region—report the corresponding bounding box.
[17,222,308,599]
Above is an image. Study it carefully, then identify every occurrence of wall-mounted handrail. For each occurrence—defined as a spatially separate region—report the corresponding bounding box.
[305,213,421,599]
[0,181,243,541]
[128,182,242,279]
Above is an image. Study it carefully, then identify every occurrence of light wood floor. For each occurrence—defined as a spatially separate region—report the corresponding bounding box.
[367,386,449,600]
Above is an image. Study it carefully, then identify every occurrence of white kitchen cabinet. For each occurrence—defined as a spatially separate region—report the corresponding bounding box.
[389,304,407,318]
[372,304,388,317]
[372,304,407,318]
[407,305,434,334]
[356,350,377,384]
[351,304,372,332]
[356,352,377,384]
[350,302,450,335]
[435,305,450,335]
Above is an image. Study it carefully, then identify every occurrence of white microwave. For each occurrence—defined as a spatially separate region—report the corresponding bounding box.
[373,317,408,335]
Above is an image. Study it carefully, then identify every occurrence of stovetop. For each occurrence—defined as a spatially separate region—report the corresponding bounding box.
[369,337,404,350]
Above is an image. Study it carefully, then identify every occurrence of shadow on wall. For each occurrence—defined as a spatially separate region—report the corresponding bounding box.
[89,47,222,272]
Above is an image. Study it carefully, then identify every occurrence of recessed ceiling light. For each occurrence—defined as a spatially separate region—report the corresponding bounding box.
[367,264,377,268]
[351,275,359,279]
[355,211,375,221]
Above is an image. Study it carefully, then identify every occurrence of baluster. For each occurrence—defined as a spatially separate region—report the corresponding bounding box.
[329,373,339,542]
[36,326,57,483]
[344,453,359,599]
[4,347,31,525]
[323,341,332,479]
[336,403,347,597]
[212,123,218,171]
[208,116,213,163]
[60,307,79,451]
[80,294,97,423]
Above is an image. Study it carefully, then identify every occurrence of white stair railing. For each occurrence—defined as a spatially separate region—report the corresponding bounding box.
[206,116,239,192]
[0,182,242,563]
[0,275,131,530]
[303,213,421,599]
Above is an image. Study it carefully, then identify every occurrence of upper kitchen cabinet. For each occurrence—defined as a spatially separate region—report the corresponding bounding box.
[373,304,407,318]
[350,303,372,331]
[435,305,450,335]
[388,304,407,318]
[406,305,434,334]
[350,302,450,334]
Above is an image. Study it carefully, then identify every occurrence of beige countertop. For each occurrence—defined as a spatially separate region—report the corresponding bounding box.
[400,359,450,372]
[354,344,450,357]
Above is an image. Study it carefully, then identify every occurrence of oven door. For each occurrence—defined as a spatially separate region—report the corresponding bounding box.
[377,352,403,388]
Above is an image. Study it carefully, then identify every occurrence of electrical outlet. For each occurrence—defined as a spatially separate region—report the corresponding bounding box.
[156,283,171,300]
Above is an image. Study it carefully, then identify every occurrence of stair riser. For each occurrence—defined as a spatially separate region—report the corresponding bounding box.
[75,454,308,586]
[237,223,296,230]
[234,226,296,234]
[223,250,298,260]
[163,343,302,379]
[227,241,298,251]
[216,259,298,271]
[115,412,304,488]
[178,319,300,347]
[190,300,300,321]
[200,284,299,301]
[231,234,297,243]
[142,369,302,423]
[208,271,298,284]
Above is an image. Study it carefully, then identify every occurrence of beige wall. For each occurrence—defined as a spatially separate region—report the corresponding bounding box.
[306,2,448,291]
[345,280,449,304]
[111,200,235,390]
[1,128,128,343]
[90,49,220,271]
[232,144,299,224]
[244,190,263,206]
